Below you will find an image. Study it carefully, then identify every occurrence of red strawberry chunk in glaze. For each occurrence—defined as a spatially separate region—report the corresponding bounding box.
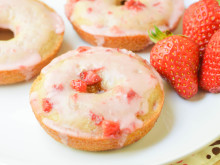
[87,7,93,13]
[89,111,104,125]
[77,46,91,53]
[42,98,53,113]
[72,93,78,102]
[127,89,138,103]
[136,110,144,116]
[124,0,146,11]
[52,84,64,91]
[70,80,87,92]
[153,2,160,7]
[80,70,102,85]
[110,26,123,34]
[91,67,104,73]
[102,121,121,138]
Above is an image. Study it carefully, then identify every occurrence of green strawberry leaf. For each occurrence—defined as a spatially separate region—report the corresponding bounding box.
[149,26,173,43]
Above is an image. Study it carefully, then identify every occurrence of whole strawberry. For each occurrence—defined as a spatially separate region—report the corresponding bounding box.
[183,0,220,56]
[199,29,220,93]
[150,27,200,99]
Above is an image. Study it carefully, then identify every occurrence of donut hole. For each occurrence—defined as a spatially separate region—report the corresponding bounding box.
[87,82,105,94]
[0,28,14,41]
[116,0,127,5]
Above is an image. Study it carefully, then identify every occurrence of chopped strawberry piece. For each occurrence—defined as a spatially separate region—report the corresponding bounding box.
[122,128,132,134]
[124,0,146,11]
[153,2,160,7]
[87,7,93,13]
[136,110,144,116]
[89,111,104,125]
[110,26,123,34]
[80,70,102,85]
[42,98,53,113]
[72,93,78,102]
[176,160,183,163]
[106,49,112,52]
[19,65,26,69]
[102,120,121,138]
[77,46,91,53]
[129,54,135,59]
[70,80,87,92]
[116,48,121,52]
[52,84,64,91]
[91,67,104,73]
[127,89,137,103]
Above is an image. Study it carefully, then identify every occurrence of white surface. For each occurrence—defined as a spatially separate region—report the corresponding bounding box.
[0,0,219,165]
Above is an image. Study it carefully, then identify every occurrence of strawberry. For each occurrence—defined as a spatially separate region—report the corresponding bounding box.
[149,27,200,99]
[89,111,104,125]
[102,120,121,138]
[183,0,220,56]
[80,70,102,85]
[70,79,87,92]
[42,98,53,113]
[199,29,220,93]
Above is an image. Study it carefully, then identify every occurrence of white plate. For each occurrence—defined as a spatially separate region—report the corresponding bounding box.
[0,0,219,165]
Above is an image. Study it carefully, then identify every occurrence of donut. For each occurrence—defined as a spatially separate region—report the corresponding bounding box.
[0,0,64,85]
[65,0,184,51]
[30,46,164,151]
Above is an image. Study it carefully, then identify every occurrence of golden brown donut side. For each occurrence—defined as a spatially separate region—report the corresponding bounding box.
[0,35,63,85]
[71,16,182,52]
[73,23,150,52]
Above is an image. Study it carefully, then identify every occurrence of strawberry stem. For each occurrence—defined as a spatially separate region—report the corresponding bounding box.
[217,0,220,5]
[149,26,173,43]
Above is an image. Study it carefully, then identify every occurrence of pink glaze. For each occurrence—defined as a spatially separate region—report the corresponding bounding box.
[168,0,185,29]
[94,36,105,46]
[65,0,79,19]
[51,13,65,34]
[30,92,42,115]
[33,47,163,143]
[0,52,41,71]
[153,2,161,7]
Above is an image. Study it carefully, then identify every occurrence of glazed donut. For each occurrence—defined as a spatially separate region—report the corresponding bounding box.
[0,0,64,85]
[65,0,184,51]
[30,46,164,151]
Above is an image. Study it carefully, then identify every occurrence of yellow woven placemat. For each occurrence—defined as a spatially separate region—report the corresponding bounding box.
[168,138,220,165]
